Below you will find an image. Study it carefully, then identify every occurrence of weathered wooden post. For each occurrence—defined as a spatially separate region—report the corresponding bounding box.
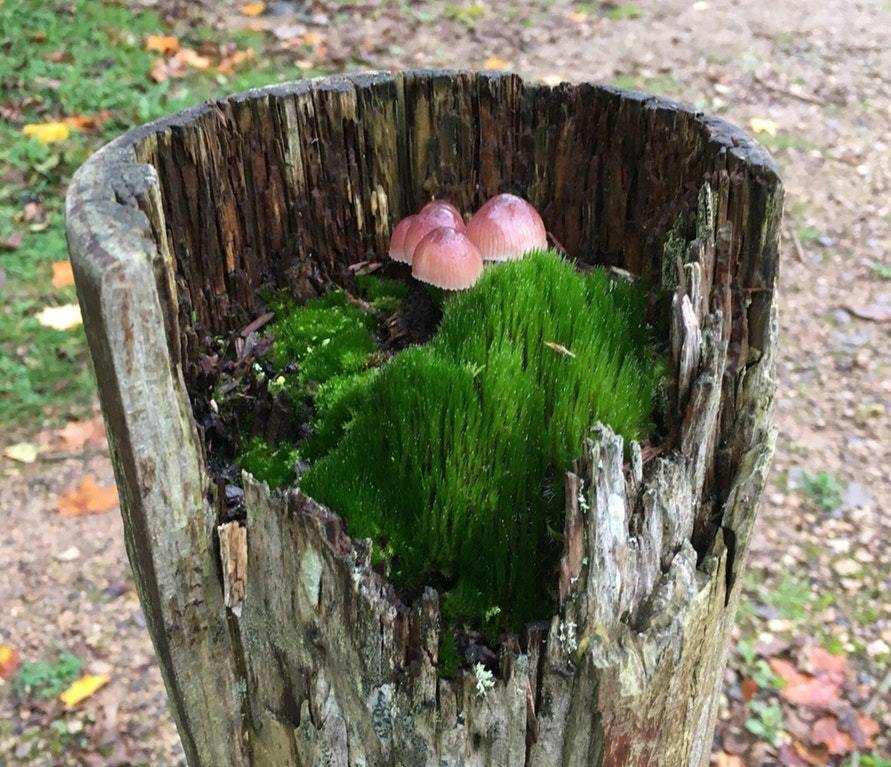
[66,71,782,766]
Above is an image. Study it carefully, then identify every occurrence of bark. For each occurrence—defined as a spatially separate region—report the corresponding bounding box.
[65,70,782,767]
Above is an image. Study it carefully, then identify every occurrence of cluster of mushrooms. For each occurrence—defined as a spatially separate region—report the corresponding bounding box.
[388,193,548,290]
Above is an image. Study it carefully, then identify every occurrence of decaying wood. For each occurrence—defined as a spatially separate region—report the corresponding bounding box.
[66,70,782,766]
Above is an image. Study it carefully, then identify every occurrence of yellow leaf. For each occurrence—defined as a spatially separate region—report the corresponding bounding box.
[0,646,21,680]
[22,122,70,144]
[59,674,110,709]
[145,34,179,54]
[483,56,509,71]
[3,442,41,464]
[176,48,212,70]
[52,260,74,289]
[241,2,265,16]
[36,303,82,330]
[749,117,779,136]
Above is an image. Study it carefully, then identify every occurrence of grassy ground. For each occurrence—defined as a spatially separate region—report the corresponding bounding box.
[0,0,322,432]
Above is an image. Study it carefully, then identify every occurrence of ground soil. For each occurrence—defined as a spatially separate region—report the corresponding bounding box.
[1,1,889,765]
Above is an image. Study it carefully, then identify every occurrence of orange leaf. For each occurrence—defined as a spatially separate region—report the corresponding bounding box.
[809,647,846,678]
[57,474,118,516]
[0,646,21,680]
[51,260,74,289]
[792,740,831,766]
[241,2,265,16]
[781,675,840,709]
[61,111,112,131]
[55,418,105,452]
[714,753,743,767]
[303,31,323,47]
[174,47,212,70]
[811,717,854,756]
[769,657,809,687]
[217,48,255,76]
[741,676,758,703]
[484,56,509,70]
[59,674,110,708]
[145,34,179,54]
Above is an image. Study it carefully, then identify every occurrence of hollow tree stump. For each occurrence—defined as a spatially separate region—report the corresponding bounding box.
[65,71,782,767]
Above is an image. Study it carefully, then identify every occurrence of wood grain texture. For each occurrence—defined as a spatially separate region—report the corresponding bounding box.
[66,70,782,766]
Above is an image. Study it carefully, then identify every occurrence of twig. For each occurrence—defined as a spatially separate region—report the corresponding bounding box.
[754,75,826,106]
[864,667,891,716]
[787,227,806,262]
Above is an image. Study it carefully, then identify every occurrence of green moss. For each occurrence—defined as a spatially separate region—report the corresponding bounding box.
[356,274,409,314]
[238,436,299,490]
[437,632,460,680]
[302,368,380,461]
[301,251,662,629]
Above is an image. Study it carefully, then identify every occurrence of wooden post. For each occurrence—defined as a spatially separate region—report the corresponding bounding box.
[66,71,782,766]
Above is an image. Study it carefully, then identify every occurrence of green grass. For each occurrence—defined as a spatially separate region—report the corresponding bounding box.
[800,470,843,512]
[606,3,642,20]
[297,251,662,629]
[9,651,83,700]
[0,0,322,431]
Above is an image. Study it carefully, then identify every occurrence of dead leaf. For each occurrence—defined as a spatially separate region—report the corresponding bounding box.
[808,647,846,679]
[810,717,854,756]
[3,442,41,463]
[791,740,831,766]
[0,646,21,680]
[770,656,841,710]
[241,1,265,16]
[544,341,576,358]
[303,31,324,47]
[217,48,255,76]
[150,47,212,81]
[144,34,179,54]
[57,474,118,516]
[1,231,24,251]
[749,117,779,136]
[52,260,74,289]
[741,676,758,703]
[61,110,112,131]
[714,752,743,767]
[777,745,812,767]
[36,303,82,330]
[22,200,46,223]
[845,303,891,322]
[54,418,106,452]
[484,56,509,70]
[59,674,110,709]
[22,121,70,143]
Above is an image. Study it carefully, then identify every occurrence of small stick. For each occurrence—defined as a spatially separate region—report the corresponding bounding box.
[787,227,806,262]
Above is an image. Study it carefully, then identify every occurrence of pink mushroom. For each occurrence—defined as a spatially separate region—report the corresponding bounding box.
[466,193,547,262]
[388,215,417,264]
[420,199,464,227]
[403,205,467,265]
[411,227,484,291]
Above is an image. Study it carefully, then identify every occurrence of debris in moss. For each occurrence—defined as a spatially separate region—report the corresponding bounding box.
[298,250,663,630]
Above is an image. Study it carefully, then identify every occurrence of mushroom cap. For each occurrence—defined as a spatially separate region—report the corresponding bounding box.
[420,199,464,226]
[403,206,467,265]
[466,193,547,262]
[411,227,484,291]
[388,214,417,264]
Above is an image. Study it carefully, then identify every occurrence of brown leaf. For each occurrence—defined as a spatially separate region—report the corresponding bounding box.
[61,110,112,131]
[714,752,743,767]
[741,676,758,703]
[845,303,891,322]
[51,260,74,288]
[23,200,47,223]
[144,34,179,54]
[808,647,846,678]
[57,474,118,516]
[54,417,106,452]
[777,745,812,767]
[810,717,854,756]
[1,231,24,251]
[770,656,841,710]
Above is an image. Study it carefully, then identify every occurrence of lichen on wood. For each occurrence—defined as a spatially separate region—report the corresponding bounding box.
[66,70,782,766]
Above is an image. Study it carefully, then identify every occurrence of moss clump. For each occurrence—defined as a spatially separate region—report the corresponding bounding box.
[266,291,377,385]
[356,273,409,314]
[300,250,662,629]
[238,435,300,490]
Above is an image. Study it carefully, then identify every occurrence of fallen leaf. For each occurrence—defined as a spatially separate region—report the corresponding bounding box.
[484,56,509,70]
[791,740,831,766]
[241,2,265,16]
[176,47,211,69]
[810,717,854,756]
[59,674,110,709]
[303,31,323,47]
[714,752,742,767]
[544,341,576,358]
[777,745,812,767]
[144,34,179,54]
[808,647,846,678]
[52,260,74,289]
[769,656,841,710]
[749,117,779,136]
[0,232,24,251]
[36,303,82,330]
[57,474,119,516]
[741,676,758,703]
[61,110,112,131]
[0,646,21,680]
[845,303,891,322]
[54,418,106,452]
[22,121,70,143]
[217,48,255,76]
[22,200,46,223]
[150,47,212,81]
[3,442,41,463]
